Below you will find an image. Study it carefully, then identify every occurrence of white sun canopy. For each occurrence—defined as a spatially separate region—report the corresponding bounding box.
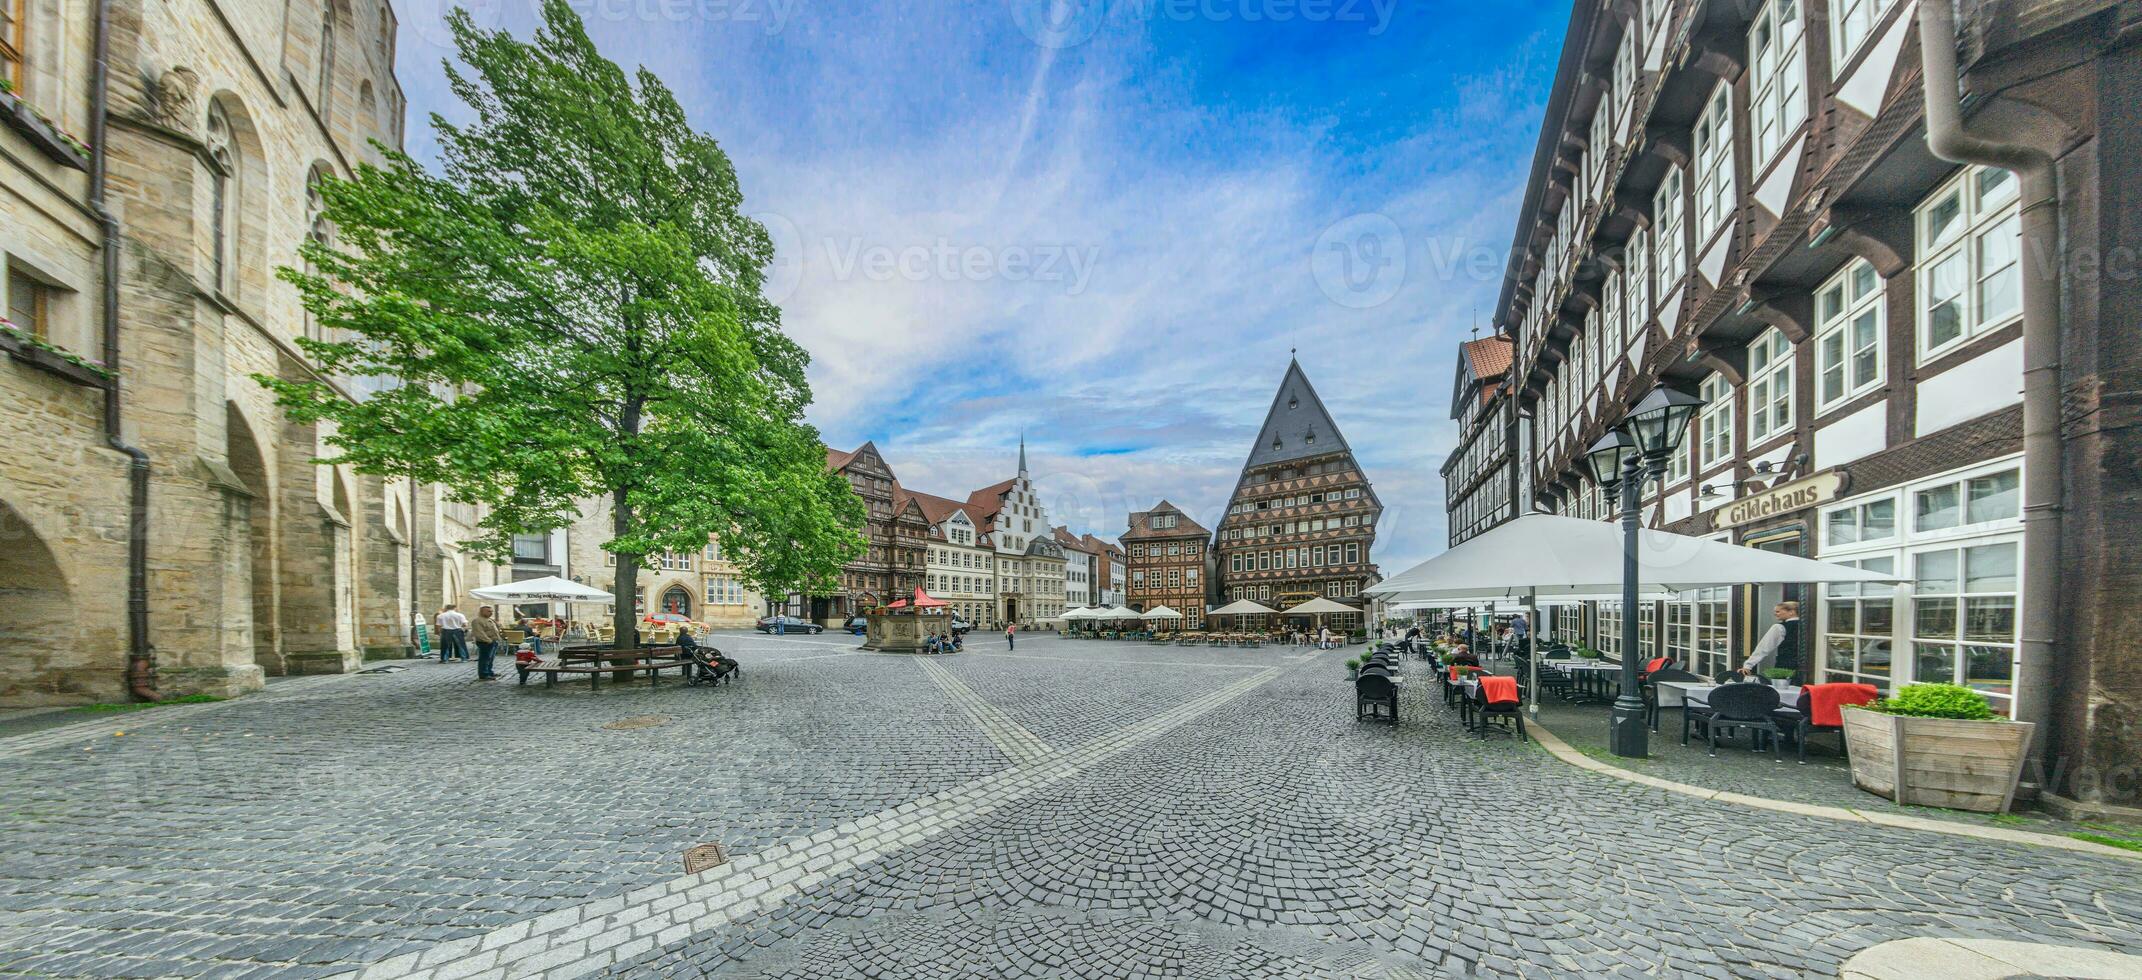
[1208,599,1279,616]
[470,576,615,603]
[1365,514,1899,602]
[1284,596,1360,616]
[1140,605,1183,620]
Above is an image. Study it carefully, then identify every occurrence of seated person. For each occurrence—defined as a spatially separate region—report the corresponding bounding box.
[675,625,700,660]
[1446,644,1481,667]
[924,633,943,654]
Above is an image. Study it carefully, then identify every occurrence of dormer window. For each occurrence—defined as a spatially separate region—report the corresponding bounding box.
[1271,436,1283,451]
[1304,428,1317,445]
[1288,395,1298,410]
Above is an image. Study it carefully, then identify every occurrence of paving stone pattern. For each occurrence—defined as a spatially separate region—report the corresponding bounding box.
[1,635,2138,979]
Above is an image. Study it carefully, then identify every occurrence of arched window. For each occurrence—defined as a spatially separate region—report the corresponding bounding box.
[661,586,691,616]
[317,4,337,110]
[303,165,334,342]
[205,102,237,295]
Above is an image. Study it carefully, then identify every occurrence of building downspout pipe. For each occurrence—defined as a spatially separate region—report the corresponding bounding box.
[1918,0,2058,771]
[89,0,158,701]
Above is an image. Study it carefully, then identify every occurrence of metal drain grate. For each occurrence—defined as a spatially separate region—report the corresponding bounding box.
[682,842,728,874]
[600,714,672,731]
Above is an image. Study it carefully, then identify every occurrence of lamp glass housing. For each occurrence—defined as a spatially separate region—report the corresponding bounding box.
[1627,387,1705,457]
[1586,431,1635,488]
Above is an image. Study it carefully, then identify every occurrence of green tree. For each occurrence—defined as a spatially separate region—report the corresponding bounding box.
[263,0,863,645]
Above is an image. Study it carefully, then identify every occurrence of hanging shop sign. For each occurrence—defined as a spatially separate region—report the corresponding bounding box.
[1715,470,1845,530]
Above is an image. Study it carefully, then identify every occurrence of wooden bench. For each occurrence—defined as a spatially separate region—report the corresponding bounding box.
[516,650,690,688]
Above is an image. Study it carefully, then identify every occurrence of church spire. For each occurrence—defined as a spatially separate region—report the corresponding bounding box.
[1017,433,1028,480]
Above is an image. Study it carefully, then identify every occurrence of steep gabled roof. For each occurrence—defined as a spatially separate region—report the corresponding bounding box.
[1451,336,1516,419]
[965,477,1018,532]
[903,488,972,528]
[1243,359,1351,471]
[1124,500,1211,540]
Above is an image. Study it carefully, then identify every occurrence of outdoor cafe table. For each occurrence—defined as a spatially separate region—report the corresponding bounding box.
[1658,681,1806,743]
[1545,659,1622,701]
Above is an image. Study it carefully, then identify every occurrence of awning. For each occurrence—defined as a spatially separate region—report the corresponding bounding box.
[1365,513,1899,601]
[470,576,615,603]
[1283,596,1360,616]
[1208,599,1279,616]
[1140,605,1183,620]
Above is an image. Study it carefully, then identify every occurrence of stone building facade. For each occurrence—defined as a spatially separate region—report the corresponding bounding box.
[1,0,422,703]
[909,489,996,629]
[1213,359,1381,631]
[1475,0,2142,810]
[1122,501,1210,629]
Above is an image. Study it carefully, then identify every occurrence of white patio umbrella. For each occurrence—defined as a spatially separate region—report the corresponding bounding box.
[1208,599,1278,616]
[1365,513,1897,601]
[1062,607,1096,620]
[1366,513,1898,714]
[1283,596,1360,615]
[1140,605,1183,620]
[470,576,615,603]
[1105,605,1141,620]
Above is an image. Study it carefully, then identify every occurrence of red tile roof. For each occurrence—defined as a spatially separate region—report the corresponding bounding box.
[1461,336,1514,380]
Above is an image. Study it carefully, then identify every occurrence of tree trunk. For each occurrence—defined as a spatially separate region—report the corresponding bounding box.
[612,484,637,650]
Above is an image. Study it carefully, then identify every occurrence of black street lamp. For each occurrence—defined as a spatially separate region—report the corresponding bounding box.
[1586,386,1705,758]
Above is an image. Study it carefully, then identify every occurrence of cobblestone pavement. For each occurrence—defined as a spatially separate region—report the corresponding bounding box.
[2,634,2139,979]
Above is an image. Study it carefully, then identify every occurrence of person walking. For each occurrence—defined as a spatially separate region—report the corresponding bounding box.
[1004,622,1017,651]
[469,605,503,680]
[435,605,469,664]
[1318,625,1334,650]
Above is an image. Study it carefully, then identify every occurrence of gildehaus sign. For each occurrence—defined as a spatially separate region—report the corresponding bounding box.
[1716,471,1844,530]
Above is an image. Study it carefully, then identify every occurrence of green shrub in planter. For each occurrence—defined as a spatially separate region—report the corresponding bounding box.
[1574,644,1602,660]
[1345,657,1361,671]
[1863,683,1996,721]
[1761,668,1795,681]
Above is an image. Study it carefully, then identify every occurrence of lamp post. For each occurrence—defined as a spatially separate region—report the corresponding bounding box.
[1586,386,1706,758]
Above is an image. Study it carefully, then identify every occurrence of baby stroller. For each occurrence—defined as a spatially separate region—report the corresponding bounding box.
[685,645,740,686]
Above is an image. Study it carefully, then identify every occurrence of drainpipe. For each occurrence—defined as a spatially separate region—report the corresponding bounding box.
[89,0,159,701]
[1918,0,2059,771]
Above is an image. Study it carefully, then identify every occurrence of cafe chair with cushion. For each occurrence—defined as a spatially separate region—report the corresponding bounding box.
[1782,682,1881,764]
[1473,675,1526,741]
[1643,666,1704,732]
[1687,682,1786,758]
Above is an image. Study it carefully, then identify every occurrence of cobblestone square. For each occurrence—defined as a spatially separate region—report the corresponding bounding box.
[3,634,2139,979]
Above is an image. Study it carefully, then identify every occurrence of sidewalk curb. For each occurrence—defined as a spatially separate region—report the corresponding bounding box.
[1526,719,2142,862]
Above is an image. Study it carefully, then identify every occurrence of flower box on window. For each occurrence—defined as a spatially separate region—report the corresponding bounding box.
[0,86,91,171]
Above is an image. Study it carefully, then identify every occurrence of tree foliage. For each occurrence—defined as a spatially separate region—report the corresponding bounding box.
[264,0,863,637]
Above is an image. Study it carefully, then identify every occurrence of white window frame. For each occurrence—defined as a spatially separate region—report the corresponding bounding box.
[1624,225,1649,331]
[1698,373,1735,470]
[1815,457,2025,713]
[1815,258,1884,411]
[1692,84,1736,236]
[1916,166,2022,362]
[1653,167,1686,292]
[1830,0,1898,72]
[1745,328,1794,446]
[1747,0,1806,167]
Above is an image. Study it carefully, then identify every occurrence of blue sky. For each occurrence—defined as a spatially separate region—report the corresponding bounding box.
[395,0,1570,576]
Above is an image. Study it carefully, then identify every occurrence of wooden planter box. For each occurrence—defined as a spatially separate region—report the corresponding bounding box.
[1841,707,2035,813]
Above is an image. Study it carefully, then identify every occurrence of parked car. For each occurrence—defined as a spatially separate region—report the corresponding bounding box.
[844,616,868,635]
[948,617,972,636]
[754,615,823,634]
